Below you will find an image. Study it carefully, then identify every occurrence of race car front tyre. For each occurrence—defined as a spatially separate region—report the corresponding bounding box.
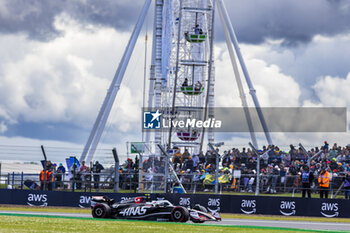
[171,206,189,222]
[92,203,111,218]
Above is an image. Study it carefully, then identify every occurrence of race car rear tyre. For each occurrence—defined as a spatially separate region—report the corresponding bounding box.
[92,203,111,218]
[193,204,208,213]
[171,206,189,222]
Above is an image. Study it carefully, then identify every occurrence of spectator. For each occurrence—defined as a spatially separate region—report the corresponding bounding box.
[39,169,49,190]
[344,171,350,200]
[194,24,200,35]
[47,167,54,191]
[182,149,190,164]
[56,163,66,189]
[192,153,199,170]
[194,81,202,91]
[300,165,314,198]
[172,149,182,170]
[182,78,188,87]
[79,161,88,189]
[318,167,330,198]
[183,156,194,172]
[92,161,104,189]
[198,151,206,166]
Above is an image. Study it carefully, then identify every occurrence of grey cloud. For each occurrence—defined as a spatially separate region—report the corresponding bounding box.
[0,0,144,41]
[1,0,350,45]
[217,0,350,45]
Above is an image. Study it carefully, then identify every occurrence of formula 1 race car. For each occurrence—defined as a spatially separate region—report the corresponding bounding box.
[91,195,221,223]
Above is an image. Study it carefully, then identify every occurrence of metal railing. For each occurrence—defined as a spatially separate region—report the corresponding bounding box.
[1,171,347,198]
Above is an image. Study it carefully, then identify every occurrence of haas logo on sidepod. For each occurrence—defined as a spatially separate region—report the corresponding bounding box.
[240,200,256,214]
[120,206,148,216]
[27,194,48,206]
[280,201,296,216]
[321,203,339,218]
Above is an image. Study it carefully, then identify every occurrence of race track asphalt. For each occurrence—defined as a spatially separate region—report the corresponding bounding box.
[1,210,349,232]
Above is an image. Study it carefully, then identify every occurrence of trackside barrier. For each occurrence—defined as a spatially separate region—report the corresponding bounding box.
[0,189,349,218]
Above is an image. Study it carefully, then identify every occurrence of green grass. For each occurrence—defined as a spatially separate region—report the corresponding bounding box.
[0,205,90,213]
[1,205,350,224]
[0,214,345,233]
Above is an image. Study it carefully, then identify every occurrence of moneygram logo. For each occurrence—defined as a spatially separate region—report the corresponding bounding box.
[143,110,162,129]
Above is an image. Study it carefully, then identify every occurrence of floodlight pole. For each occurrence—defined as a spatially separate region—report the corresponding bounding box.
[217,0,272,146]
[80,0,152,164]
[249,142,260,196]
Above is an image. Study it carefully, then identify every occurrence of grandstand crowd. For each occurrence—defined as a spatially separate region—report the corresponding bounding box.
[10,141,349,199]
[119,141,350,198]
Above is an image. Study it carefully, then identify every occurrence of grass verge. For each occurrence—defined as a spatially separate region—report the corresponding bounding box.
[1,205,350,223]
[0,214,347,233]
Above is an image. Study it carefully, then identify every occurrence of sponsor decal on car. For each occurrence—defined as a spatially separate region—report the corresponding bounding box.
[119,206,149,216]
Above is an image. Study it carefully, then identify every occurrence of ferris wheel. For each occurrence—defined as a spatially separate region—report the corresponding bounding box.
[80,0,272,164]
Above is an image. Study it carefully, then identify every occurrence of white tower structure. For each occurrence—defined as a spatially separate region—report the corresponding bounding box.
[150,0,216,154]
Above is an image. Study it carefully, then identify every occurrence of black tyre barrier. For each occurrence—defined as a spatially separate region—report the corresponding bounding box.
[0,189,349,218]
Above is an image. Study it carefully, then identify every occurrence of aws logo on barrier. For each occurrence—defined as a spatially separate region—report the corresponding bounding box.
[79,196,92,208]
[27,193,48,206]
[321,202,339,218]
[280,201,296,216]
[207,198,221,213]
[179,197,191,207]
[240,199,256,214]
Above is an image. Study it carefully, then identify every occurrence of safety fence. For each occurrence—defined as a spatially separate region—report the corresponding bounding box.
[1,171,347,198]
[0,189,349,218]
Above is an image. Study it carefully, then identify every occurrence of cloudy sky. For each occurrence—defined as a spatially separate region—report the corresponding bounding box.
[0,0,350,163]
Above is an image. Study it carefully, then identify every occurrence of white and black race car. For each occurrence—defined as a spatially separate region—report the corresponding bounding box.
[91,195,221,223]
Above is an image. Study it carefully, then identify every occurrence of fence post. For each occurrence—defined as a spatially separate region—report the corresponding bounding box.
[208,143,219,194]
[112,148,119,193]
[12,172,15,187]
[21,172,24,189]
[249,142,260,196]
